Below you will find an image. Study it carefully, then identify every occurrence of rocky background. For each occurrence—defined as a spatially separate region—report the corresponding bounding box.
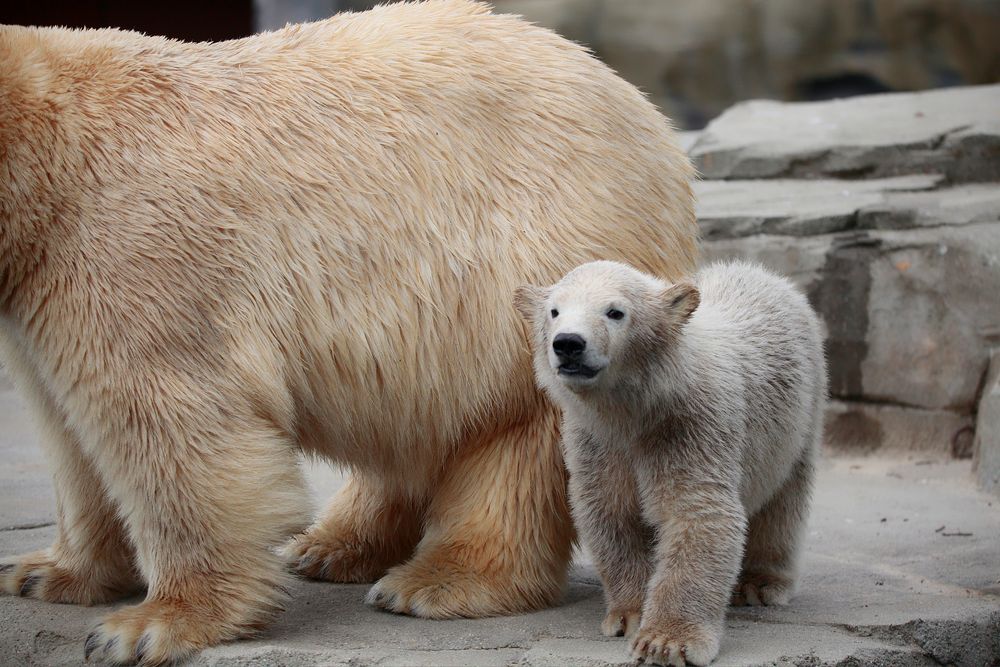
[265,0,1000,130]
[687,84,1000,496]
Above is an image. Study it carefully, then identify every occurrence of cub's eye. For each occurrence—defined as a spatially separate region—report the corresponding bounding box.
[606,308,625,320]
[550,308,559,318]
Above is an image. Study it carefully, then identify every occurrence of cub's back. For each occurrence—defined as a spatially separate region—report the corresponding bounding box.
[693,262,826,510]
[696,262,822,372]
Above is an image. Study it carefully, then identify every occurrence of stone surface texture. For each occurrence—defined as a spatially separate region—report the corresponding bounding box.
[694,84,1000,466]
[690,84,1000,181]
[974,350,1000,495]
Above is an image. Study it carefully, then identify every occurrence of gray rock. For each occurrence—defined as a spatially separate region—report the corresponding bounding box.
[858,224,1000,411]
[703,221,1000,425]
[973,350,1000,496]
[825,400,974,455]
[694,174,944,240]
[700,230,833,291]
[692,84,1000,482]
[857,184,1000,231]
[691,84,1000,181]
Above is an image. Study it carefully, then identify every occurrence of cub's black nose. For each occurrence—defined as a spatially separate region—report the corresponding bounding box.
[553,333,586,358]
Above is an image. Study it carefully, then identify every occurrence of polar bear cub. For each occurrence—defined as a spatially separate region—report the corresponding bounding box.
[515,260,826,666]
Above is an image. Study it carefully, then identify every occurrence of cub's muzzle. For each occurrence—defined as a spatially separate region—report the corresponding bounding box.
[552,333,586,360]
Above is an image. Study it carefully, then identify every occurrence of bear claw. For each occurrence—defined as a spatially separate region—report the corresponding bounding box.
[134,633,151,663]
[366,585,404,614]
[19,574,41,597]
[84,630,100,661]
[602,607,641,637]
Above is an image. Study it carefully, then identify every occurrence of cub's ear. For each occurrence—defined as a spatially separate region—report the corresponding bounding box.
[661,282,700,324]
[514,285,546,322]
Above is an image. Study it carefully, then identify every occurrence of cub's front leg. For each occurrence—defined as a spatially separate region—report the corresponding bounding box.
[564,427,653,638]
[632,467,746,667]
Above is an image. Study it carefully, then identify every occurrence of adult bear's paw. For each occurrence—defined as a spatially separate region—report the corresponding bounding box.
[365,560,497,619]
[283,532,388,584]
[85,600,205,665]
[1,549,138,606]
[83,593,272,666]
[364,546,560,619]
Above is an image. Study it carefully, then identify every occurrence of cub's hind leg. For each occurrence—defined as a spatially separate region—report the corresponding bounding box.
[0,356,139,605]
[733,452,815,607]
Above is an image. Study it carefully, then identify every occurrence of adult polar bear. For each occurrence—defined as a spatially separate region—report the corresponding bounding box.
[0,0,696,662]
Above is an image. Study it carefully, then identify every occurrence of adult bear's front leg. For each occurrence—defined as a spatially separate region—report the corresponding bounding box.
[0,346,140,606]
[81,377,309,665]
[365,404,574,618]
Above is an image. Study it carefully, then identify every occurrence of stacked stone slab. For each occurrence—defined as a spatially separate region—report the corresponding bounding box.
[690,85,1000,492]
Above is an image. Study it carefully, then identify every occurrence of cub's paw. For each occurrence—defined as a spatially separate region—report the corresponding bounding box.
[601,606,642,637]
[629,618,719,666]
[731,572,793,607]
[1,550,138,605]
[283,532,387,583]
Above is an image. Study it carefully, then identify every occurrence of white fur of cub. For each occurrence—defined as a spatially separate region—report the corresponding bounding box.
[515,260,826,667]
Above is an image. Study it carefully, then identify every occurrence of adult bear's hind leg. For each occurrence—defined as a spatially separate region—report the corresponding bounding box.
[366,403,574,618]
[284,472,426,583]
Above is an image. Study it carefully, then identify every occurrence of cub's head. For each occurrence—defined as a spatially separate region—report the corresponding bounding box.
[515,261,700,397]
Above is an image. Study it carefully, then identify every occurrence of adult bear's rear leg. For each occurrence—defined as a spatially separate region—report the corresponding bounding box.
[285,472,426,583]
[365,404,574,618]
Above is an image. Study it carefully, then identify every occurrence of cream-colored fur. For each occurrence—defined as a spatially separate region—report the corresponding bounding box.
[516,261,826,667]
[0,1,697,664]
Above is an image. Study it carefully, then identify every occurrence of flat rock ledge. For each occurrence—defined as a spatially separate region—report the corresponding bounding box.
[690,84,1000,183]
